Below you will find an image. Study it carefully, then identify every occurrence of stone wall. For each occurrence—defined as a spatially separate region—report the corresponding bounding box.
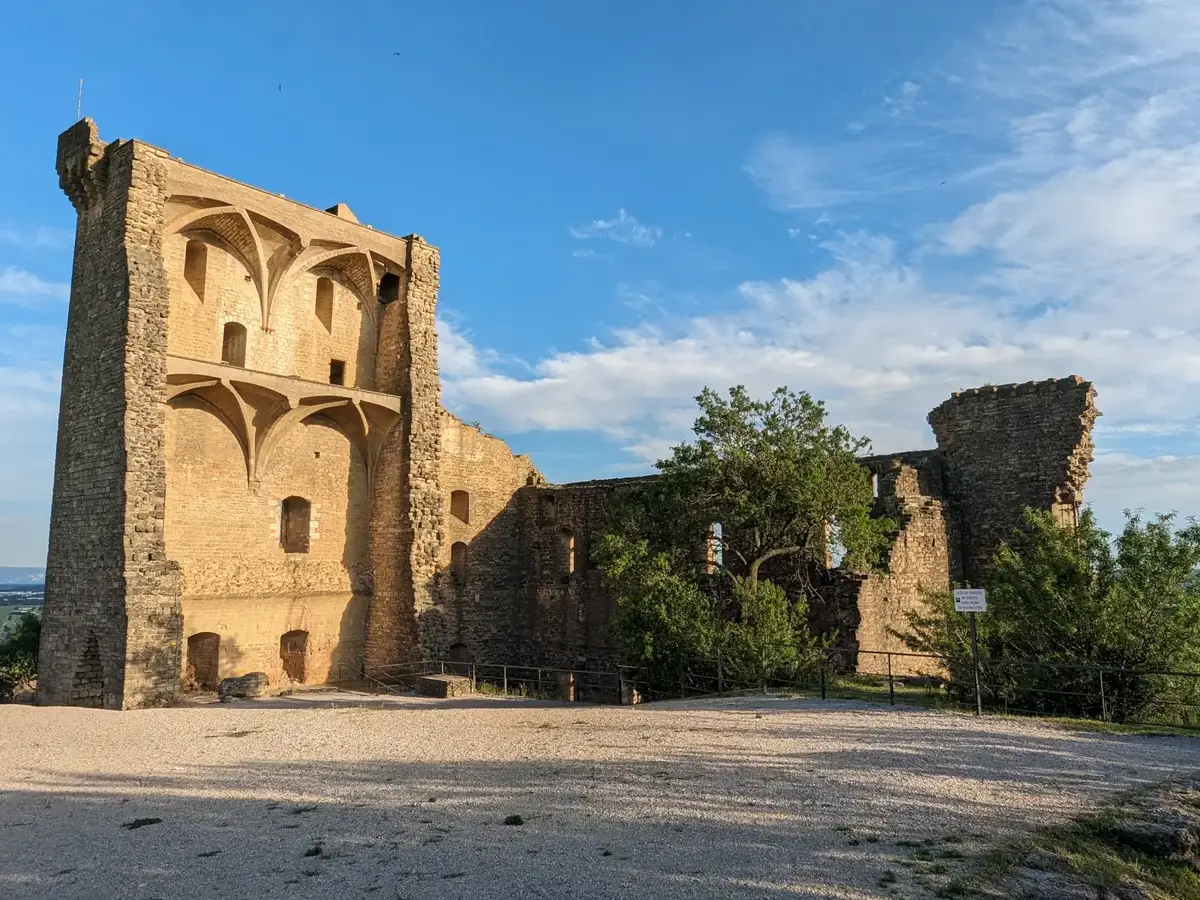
[841,451,953,676]
[39,119,181,709]
[928,376,1099,588]
[425,414,540,660]
[365,237,444,670]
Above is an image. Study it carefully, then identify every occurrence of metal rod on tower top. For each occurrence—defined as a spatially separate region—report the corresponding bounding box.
[77,79,83,120]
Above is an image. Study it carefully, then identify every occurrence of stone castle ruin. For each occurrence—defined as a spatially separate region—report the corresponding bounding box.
[37,119,1100,708]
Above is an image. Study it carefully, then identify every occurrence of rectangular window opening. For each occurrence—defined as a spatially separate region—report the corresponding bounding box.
[329,359,345,385]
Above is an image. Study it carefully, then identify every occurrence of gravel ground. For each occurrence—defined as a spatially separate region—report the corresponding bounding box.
[2,692,1197,900]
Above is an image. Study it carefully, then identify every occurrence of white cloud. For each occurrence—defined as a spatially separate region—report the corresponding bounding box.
[569,209,662,248]
[441,0,1200,529]
[0,266,68,302]
[883,80,922,117]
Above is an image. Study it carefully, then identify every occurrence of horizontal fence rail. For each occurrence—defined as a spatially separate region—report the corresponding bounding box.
[333,647,1200,729]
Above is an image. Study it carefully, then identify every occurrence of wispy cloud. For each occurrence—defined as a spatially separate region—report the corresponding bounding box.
[441,0,1200,534]
[569,209,662,248]
[0,266,68,302]
[0,225,71,249]
[883,81,922,118]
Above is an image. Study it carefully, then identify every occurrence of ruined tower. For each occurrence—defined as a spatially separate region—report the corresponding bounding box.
[39,119,447,708]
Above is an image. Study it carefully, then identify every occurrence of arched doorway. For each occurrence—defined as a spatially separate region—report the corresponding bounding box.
[186,632,220,691]
[280,630,309,683]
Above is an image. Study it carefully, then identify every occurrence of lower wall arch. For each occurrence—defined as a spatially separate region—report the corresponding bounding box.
[180,593,367,687]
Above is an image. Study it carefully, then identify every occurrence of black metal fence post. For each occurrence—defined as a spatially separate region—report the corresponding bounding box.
[1098,666,1107,722]
[887,652,895,706]
[717,651,725,694]
[502,665,508,695]
[820,657,827,701]
[969,611,982,717]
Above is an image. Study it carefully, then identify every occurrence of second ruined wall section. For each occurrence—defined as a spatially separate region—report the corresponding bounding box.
[424,414,541,659]
[928,376,1099,587]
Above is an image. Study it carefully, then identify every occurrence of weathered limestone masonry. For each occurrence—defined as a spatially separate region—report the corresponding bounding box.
[817,376,1098,673]
[39,120,181,709]
[40,119,442,708]
[38,119,1101,706]
[929,376,1099,588]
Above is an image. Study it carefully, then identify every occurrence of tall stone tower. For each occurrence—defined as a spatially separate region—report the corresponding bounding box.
[38,119,445,709]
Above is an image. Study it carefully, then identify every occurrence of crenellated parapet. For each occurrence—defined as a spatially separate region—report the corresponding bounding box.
[56,118,112,212]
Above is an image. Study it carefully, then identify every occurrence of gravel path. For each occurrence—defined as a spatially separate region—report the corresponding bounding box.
[1,693,1197,899]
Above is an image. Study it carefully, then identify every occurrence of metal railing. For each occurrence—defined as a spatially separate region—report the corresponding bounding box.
[671,646,1200,729]
[333,659,652,706]
[331,647,1200,728]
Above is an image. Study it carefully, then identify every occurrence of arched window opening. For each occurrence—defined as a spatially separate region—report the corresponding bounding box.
[315,277,334,332]
[451,541,467,582]
[221,321,247,367]
[281,496,311,553]
[184,240,207,301]
[378,272,401,305]
[540,492,556,525]
[706,523,724,575]
[559,528,576,581]
[186,632,220,691]
[449,642,469,663]
[280,630,309,682]
[450,490,470,524]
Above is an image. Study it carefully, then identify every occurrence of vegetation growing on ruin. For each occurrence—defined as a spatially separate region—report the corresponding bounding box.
[0,610,39,702]
[903,509,1200,723]
[598,385,891,693]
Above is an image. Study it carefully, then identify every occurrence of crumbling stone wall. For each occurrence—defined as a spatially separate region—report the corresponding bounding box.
[41,119,443,707]
[839,451,953,676]
[928,376,1098,588]
[38,118,1103,705]
[426,413,540,660]
[39,120,181,709]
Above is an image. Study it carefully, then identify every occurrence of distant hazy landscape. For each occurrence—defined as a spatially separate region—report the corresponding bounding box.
[0,568,44,636]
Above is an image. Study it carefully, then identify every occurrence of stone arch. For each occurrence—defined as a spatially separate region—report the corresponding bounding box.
[451,541,468,583]
[280,496,311,553]
[222,321,247,366]
[450,490,470,524]
[280,629,309,682]
[186,632,220,691]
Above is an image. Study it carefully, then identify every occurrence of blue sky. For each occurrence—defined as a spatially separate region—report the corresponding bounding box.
[2,0,1199,565]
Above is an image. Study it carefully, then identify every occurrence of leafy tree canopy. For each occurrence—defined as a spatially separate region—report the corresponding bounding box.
[613,385,892,591]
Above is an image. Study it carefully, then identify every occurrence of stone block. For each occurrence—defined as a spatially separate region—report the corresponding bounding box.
[418,674,472,699]
[217,672,269,702]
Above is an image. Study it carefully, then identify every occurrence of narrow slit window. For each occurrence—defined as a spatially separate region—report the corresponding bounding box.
[451,541,467,582]
[221,322,247,367]
[450,490,470,524]
[329,359,345,385]
[559,528,576,580]
[184,240,207,301]
[871,472,880,499]
[281,496,311,553]
[315,277,333,332]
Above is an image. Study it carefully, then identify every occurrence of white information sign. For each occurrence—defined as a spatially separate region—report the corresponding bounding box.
[953,588,987,613]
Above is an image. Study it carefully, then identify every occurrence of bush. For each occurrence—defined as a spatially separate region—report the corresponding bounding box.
[0,611,40,702]
[902,509,1200,722]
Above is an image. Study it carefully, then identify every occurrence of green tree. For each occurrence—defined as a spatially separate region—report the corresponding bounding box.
[0,611,40,702]
[617,385,892,592]
[903,509,1200,722]
[721,577,822,688]
[597,534,720,694]
[599,385,891,693]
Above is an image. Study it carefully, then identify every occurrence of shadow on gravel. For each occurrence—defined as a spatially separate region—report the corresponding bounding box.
[2,705,1198,900]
